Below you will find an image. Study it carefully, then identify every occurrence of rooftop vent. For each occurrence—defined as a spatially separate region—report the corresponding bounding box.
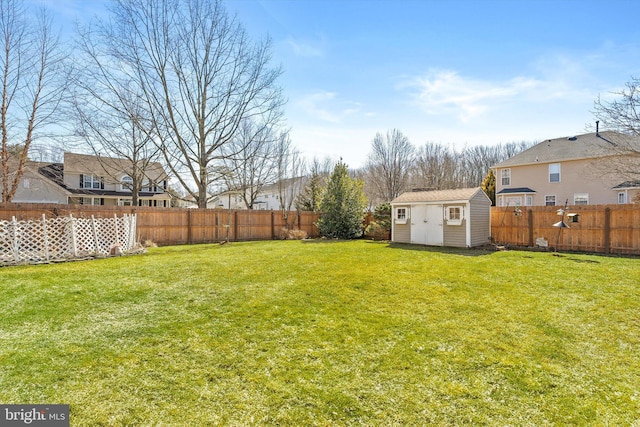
[567,136,577,141]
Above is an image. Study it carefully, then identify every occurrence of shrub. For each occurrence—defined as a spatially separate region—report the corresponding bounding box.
[364,221,390,240]
[277,228,308,240]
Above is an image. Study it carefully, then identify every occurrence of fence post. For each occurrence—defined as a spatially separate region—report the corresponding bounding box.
[527,209,534,247]
[604,207,611,254]
[42,214,50,261]
[69,214,78,257]
[128,214,136,250]
[271,211,275,239]
[113,214,119,246]
[91,215,100,255]
[187,209,193,244]
[11,216,19,263]
[215,211,219,242]
[234,211,238,241]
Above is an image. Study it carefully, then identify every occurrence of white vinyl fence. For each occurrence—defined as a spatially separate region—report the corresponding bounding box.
[0,214,137,266]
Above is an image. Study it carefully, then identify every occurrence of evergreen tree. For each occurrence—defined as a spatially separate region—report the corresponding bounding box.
[317,161,368,239]
[296,170,324,212]
[481,169,496,206]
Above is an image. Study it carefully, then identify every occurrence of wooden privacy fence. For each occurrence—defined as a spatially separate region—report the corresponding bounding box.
[0,213,136,266]
[0,204,320,247]
[491,204,640,255]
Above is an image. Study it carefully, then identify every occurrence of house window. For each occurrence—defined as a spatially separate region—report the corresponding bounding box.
[83,174,102,189]
[120,175,133,191]
[445,206,463,226]
[549,163,561,183]
[574,193,589,205]
[525,195,533,206]
[506,196,522,207]
[501,168,511,186]
[118,198,132,206]
[81,197,102,205]
[618,192,627,204]
[545,195,556,206]
[22,178,29,188]
[395,207,408,224]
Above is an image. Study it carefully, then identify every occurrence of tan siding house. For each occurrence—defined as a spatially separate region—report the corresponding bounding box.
[391,187,491,248]
[12,152,172,207]
[493,131,640,207]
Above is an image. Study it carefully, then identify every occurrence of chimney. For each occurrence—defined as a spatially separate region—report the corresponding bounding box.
[596,120,600,136]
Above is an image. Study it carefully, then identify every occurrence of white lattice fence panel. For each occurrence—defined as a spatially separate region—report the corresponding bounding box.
[0,214,137,266]
[72,217,95,257]
[45,217,74,260]
[0,220,15,265]
[120,214,136,251]
[15,218,49,263]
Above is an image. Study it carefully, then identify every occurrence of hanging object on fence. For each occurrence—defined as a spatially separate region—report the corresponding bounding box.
[552,200,577,251]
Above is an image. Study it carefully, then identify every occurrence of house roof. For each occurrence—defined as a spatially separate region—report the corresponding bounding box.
[613,180,640,189]
[497,187,536,194]
[63,152,168,181]
[391,187,485,204]
[493,131,640,168]
[38,163,65,187]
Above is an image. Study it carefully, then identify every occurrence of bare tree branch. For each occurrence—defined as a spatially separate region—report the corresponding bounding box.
[0,0,67,203]
[100,0,285,207]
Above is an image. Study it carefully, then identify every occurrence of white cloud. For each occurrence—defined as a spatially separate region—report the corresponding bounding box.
[296,91,367,123]
[408,70,542,121]
[404,58,607,124]
[285,36,326,58]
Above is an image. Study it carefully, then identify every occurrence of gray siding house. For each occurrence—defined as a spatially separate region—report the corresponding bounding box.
[390,187,491,248]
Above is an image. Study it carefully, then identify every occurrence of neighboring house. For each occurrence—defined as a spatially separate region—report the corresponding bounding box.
[492,131,640,207]
[12,152,172,207]
[390,187,491,248]
[215,177,307,210]
[175,193,221,209]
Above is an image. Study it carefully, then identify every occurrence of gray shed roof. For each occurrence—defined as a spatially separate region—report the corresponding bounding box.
[391,187,485,204]
[493,131,640,168]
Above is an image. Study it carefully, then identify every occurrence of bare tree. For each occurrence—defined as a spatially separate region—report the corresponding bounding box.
[104,0,285,208]
[410,141,532,191]
[412,142,460,190]
[0,0,66,203]
[593,78,640,181]
[274,131,305,228]
[69,22,167,206]
[220,118,277,209]
[296,156,332,212]
[365,129,415,203]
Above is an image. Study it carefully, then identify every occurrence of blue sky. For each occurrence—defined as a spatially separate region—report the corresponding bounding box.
[38,0,640,168]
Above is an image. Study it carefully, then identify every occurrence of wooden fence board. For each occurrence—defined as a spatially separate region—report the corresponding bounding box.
[491,204,640,255]
[0,204,320,247]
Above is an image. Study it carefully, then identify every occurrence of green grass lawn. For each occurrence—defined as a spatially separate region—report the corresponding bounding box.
[1,240,639,425]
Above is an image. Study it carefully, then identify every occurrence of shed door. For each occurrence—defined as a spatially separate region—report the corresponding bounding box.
[410,204,443,245]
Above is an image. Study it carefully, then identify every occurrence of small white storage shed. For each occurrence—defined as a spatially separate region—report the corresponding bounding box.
[390,187,491,248]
